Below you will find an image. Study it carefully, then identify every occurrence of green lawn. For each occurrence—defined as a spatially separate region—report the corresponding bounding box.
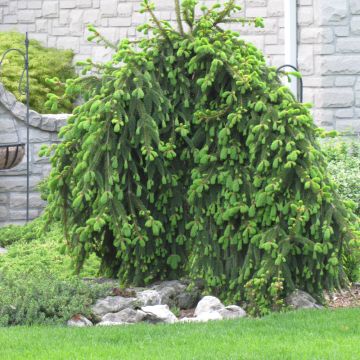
[0,308,359,360]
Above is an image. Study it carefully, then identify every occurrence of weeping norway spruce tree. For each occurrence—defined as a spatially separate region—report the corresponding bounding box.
[44,0,359,313]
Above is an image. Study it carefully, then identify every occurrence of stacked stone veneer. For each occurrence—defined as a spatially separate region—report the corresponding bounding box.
[298,0,360,132]
[0,83,68,226]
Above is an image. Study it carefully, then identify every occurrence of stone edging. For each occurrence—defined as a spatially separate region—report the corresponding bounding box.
[0,82,70,132]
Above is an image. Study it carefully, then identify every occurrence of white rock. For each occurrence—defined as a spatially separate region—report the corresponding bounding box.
[0,247,7,255]
[196,311,223,322]
[219,305,246,320]
[141,304,178,324]
[136,289,161,306]
[92,296,137,317]
[67,315,93,327]
[194,296,225,317]
[101,308,145,324]
[180,311,223,323]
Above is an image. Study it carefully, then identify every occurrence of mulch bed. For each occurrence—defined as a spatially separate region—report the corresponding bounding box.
[325,283,360,308]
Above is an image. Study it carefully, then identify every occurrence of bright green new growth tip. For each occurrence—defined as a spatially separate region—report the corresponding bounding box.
[43,0,359,314]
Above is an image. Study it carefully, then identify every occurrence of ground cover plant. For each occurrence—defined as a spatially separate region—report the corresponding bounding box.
[0,218,100,279]
[43,0,359,315]
[0,219,109,326]
[0,308,359,359]
[0,31,75,113]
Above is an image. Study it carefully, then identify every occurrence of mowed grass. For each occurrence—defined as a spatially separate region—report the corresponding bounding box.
[0,308,359,360]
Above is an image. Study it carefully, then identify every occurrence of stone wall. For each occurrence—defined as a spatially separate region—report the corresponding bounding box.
[298,0,360,132]
[0,83,68,226]
[0,0,285,65]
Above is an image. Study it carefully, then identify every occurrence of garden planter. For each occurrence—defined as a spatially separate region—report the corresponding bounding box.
[0,143,25,170]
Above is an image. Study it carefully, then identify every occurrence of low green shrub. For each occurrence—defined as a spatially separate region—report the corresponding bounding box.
[0,219,108,326]
[0,218,101,279]
[0,217,55,247]
[0,31,75,113]
[323,140,360,282]
[324,140,360,216]
[0,272,111,326]
[0,238,101,280]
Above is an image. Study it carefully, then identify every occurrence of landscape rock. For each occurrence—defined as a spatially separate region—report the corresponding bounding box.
[176,290,199,310]
[194,296,225,317]
[180,311,223,323]
[141,304,178,324]
[101,308,146,324]
[67,314,93,327]
[136,289,161,306]
[286,290,323,310]
[92,296,137,317]
[0,247,7,255]
[152,280,187,307]
[219,305,246,320]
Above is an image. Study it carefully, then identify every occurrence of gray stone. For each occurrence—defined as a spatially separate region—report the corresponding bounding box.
[336,119,360,132]
[335,109,354,118]
[0,247,8,255]
[334,26,350,37]
[245,7,267,18]
[318,0,348,25]
[136,289,161,306]
[101,308,146,324]
[100,0,118,17]
[219,305,247,320]
[335,76,356,87]
[321,56,360,75]
[286,290,323,310]
[297,7,313,26]
[18,10,36,23]
[176,291,200,310]
[300,28,333,44]
[350,0,360,14]
[316,89,354,108]
[0,176,42,192]
[42,1,59,17]
[77,0,92,8]
[67,314,93,327]
[194,296,225,317]
[141,305,178,324]
[0,194,8,205]
[351,17,360,35]
[27,1,42,9]
[60,1,77,9]
[92,296,137,317]
[152,280,187,307]
[117,3,133,16]
[337,38,360,53]
[267,0,283,17]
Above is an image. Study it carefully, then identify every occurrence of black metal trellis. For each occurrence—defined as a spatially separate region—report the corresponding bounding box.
[276,64,303,103]
[0,32,30,222]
